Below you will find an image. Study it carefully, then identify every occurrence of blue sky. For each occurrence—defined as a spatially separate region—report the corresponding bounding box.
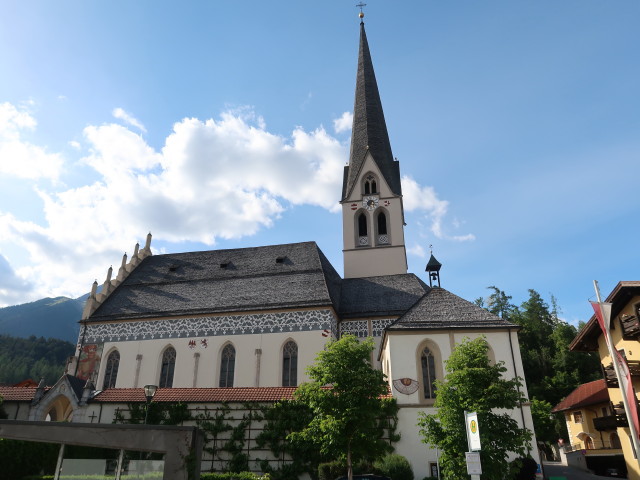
[0,1,638,325]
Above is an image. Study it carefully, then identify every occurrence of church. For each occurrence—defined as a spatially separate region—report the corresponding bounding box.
[0,18,539,479]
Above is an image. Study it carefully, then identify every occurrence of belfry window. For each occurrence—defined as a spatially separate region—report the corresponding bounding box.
[363,174,378,195]
[377,212,387,235]
[421,347,437,399]
[159,347,176,388]
[358,213,368,236]
[220,344,235,388]
[102,350,120,389]
[282,341,298,387]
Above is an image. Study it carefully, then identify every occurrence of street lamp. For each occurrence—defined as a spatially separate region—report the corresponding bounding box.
[143,384,157,425]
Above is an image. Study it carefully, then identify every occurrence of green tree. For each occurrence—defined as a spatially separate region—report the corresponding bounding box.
[291,335,392,480]
[417,337,532,480]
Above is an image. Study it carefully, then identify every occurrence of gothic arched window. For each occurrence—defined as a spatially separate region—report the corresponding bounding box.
[421,347,437,399]
[102,350,120,389]
[219,344,235,388]
[159,347,176,388]
[358,212,368,237]
[377,211,387,235]
[282,341,298,387]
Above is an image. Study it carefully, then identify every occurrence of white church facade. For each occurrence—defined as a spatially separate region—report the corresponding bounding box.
[0,19,539,479]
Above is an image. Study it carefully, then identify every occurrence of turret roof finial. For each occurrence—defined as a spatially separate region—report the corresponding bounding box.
[356,2,366,21]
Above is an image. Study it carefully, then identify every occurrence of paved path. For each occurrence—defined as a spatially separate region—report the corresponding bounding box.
[543,461,623,480]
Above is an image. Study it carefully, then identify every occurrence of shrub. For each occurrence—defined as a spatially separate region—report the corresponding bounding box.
[509,456,538,480]
[318,460,346,480]
[374,454,414,480]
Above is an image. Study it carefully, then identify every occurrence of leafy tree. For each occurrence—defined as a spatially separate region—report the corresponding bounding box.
[291,335,392,480]
[474,287,601,445]
[417,337,532,480]
[0,334,74,385]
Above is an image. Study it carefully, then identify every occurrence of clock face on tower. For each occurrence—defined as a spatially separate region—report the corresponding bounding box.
[362,196,379,211]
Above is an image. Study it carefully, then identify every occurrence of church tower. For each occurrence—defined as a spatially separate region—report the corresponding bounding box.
[342,19,408,278]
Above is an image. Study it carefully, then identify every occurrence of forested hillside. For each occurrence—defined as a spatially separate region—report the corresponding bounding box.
[0,335,75,385]
[0,296,84,342]
[475,287,601,445]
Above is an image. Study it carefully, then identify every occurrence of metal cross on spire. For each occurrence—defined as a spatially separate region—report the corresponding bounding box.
[356,2,367,19]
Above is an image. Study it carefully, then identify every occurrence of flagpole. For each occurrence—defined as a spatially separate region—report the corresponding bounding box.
[593,280,640,462]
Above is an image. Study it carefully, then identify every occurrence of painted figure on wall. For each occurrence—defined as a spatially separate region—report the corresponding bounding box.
[76,343,103,381]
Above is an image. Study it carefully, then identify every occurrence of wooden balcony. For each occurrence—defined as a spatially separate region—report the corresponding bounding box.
[593,414,628,431]
[620,314,640,338]
[603,363,618,387]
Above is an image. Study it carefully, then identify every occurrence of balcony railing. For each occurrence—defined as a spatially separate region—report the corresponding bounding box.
[563,440,622,453]
[620,314,640,338]
[593,415,628,431]
[603,363,619,387]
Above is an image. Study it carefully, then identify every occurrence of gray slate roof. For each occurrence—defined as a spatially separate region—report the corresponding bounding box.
[87,241,434,323]
[88,242,342,321]
[339,274,429,318]
[342,22,401,200]
[387,287,517,330]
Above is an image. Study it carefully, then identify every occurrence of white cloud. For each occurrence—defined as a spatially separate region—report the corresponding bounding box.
[68,140,81,150]
[112,107,147,133]
[333,111,353,134]
[401,175,474,242]
[0,251,33,305]
[0,102,63,180]
[0,106,467,306]
[407,244,426,258]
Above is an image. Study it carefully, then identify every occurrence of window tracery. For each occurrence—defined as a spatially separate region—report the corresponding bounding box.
[282,340,298,387]
[159,347,176,388]
[102,350,120,389]
[220,343,235,388]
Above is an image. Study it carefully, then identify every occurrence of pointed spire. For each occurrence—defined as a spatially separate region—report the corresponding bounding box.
[342,21,401,200]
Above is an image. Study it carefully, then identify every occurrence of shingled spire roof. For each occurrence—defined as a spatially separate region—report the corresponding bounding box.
[342,21,402,201]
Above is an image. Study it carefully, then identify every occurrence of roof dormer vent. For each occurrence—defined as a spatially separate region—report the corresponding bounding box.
[168,265,179,272]
[276,256,287,264]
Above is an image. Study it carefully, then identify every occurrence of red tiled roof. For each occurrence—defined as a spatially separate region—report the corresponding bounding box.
[552,379,609,413]
[0,386,38,401]
[92,387,298,403]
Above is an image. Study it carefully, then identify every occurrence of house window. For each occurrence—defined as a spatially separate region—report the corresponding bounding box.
[220,344,235,388]
[573,411,583,423]
[102,350,120,389]
[421,347,437,399]
[159,347,176,388]
[282,341,298,387]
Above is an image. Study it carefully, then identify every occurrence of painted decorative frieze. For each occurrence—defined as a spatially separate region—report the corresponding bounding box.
[340,320,369,338]
[339,318,396,338]
[372,318,395,336]
[84,309,335,343]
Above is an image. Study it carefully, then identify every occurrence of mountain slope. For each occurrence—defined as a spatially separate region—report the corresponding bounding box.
[0,296,84,343]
